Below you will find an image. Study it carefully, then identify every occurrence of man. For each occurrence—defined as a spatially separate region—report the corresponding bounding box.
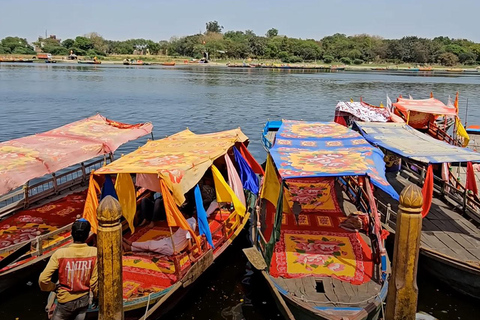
[39,219,97,320]
[123,212,196,256]
[139,192,166,227]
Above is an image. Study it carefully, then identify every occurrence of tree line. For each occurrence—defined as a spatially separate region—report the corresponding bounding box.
[1,21,480,66]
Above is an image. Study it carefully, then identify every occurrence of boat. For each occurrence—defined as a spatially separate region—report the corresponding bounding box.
[354,121,480,299]
[45,59,57,64]
[446,68,464,73]
[418,67,433,72]
[0,115,153,293]
[466,125,480,152]
[402,67,419,71]
[0,58,33,63]
[248,120,398,320]
[160,62,176,66]
[78,60,101,65]
[333,99,405,127]
[463,69,478,73]
[371,67,387,71]
[46,128,262,318]
[330,65,345,71]
[123,59,150,66]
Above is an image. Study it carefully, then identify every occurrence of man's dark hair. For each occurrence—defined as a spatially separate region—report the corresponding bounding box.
[72,219,91,243]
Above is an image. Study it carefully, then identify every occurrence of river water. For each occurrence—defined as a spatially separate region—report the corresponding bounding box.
[0,63,479,320]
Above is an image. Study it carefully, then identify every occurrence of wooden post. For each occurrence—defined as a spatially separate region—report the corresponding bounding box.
[386,184,423,320]
[97,196,124,320]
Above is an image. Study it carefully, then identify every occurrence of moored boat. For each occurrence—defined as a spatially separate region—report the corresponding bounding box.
[78,60,101,64]
[123,59,150,66]
[0,115,153,293]
[0,58,34,63]
[47,128,262,318]
[248,120,398,320]
[160,62,176,66]
[354,121,480,299]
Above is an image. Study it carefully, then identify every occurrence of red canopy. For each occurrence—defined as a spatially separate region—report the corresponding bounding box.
[0,114,153,195]
[393,98,457,116]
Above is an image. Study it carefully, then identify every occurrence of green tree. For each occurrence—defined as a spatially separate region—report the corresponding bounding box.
[438,52,459,66]
[206,21,223,33]
[0,36,34,54]
[62,39,75,48]
[266,28,278,38]
[73,36,93,51]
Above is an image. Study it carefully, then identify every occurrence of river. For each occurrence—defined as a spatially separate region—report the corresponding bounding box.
[0,63,479,320]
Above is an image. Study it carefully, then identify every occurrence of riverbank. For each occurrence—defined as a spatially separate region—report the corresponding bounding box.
[2,54,480,72]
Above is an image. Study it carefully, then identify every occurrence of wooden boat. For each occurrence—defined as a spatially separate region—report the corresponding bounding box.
[160,62,176,66]
[45,59,57,64]
[0,58,33,63]
[354,121,480,299]
[463,69,479,73]
[446,68,464,73]
[46,128,261,318]
[401,67,419,71]
[0,115,153,293]
[123,59,150,66]
[370,67,387,71]
[78,60,101,64]
[248,120,398,320]
[330,65,345,71]
[418,67,433,71]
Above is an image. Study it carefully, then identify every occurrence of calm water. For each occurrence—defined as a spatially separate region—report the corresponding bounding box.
[1,63,480,320]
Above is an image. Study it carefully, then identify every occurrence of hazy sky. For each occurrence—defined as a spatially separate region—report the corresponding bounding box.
[1,0,479,43]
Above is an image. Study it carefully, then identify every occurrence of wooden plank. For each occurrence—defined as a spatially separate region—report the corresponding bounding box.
[283,278,301,297]
[322,278,337,302]
[431,230,477,261]
[341,282,356,303]
[301,277,316,295]
[331,278,350,302]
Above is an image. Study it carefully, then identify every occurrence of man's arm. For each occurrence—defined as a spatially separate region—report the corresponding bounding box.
[90,256,98,298]
[38,252,59,292]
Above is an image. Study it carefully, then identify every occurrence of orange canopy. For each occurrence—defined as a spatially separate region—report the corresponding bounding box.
[0,114,153,195]
[393,98,457,116]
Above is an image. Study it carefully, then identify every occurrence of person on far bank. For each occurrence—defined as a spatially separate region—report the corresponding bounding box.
[39,218,98,320]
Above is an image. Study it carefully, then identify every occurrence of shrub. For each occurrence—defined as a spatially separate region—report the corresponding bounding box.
[438,52,459,66]
[353,59,364,65]
[340,57,352,65]
[323,55,334,63]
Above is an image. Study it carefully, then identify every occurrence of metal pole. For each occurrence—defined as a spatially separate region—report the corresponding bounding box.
[465,98,469,127]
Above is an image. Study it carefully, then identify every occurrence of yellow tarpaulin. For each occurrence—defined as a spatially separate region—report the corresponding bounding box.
[260,154,292,214]
[94,128,248,205]
[211,165,246,217]
[115,173,136,233]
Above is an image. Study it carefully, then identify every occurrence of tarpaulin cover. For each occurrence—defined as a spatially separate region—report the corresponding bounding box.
[270,120,399,200]
[354,122,480,164]
[335,101,391,122]
[393,98,457,116]
[94,128,249,205]
[0,114,153,195]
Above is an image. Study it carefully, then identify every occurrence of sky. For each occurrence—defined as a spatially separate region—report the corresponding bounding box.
[1,0,479,43]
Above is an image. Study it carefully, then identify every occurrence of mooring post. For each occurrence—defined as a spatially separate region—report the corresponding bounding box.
[386,184,423,320]
[97,195,124,320]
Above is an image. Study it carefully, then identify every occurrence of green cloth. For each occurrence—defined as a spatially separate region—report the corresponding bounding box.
[264,181,284,270]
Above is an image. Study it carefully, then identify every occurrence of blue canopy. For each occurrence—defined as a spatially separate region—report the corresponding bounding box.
[354,122,480,164]
[270,120,399,200]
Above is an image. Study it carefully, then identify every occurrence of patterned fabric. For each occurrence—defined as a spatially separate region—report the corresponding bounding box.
[94,128,249,206]
[270,120,398,200]
[355,122,480,164]
[285,178,341,213]
[335,101,391,122]
[393,97,457,116]
[0,114,153,195]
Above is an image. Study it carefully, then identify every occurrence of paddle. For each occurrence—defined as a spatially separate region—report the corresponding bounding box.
[0,241,32,270]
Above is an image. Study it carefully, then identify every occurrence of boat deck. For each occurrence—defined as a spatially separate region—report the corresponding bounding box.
[271,185,383,309]
[376,173,480,265]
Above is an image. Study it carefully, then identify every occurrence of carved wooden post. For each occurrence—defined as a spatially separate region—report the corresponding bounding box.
[97,196,124,320]
[386,184,423,320]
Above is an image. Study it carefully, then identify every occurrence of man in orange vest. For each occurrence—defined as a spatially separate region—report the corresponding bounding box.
[39,219,97,320]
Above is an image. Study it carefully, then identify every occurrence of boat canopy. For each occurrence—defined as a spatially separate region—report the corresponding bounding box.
[0,114,153,195]
[94,128,249,205]
[335,101,392,122]
[393,97,457,116]
[354,122,480,164]
[269,120,399,200]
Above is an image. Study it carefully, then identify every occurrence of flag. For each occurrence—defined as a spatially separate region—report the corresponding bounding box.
[466,162,478,196]
[194,185,214,248]
[238,143,264,175]
[114,173,136,233]
[101,174,117,200]
[159,180,201,248]
[211,165,246,217]
[421,165,434,217]
[83,173,104,233]
[225,154,246,206]
[260,154,291,214]
[233,147,259,194]
[456,117,470,147]
[386,95,393,112]
[454,92,459,114]
[409,94,413,100]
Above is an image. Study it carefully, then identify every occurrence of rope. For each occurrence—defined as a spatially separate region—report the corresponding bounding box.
[143,292,153,319]
[299,291,381,306]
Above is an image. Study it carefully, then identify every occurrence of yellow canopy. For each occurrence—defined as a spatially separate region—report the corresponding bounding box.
[94,128,249,205]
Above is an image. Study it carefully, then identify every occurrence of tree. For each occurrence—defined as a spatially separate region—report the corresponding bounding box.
[438,52,459,66]
[0,36,34,54]
[73,36,93,51]
[206,21,223,33]
[62,39,75,48]
[266,28,278,38]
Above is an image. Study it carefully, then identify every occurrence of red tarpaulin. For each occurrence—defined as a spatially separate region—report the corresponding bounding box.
[0,114,153,195]
[393,98,457,116]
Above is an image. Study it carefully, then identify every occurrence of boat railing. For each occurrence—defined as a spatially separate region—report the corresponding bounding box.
[0,222,74,266]
[427,121,462,147]
[399,160,480,224]
[0,157,108,219]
